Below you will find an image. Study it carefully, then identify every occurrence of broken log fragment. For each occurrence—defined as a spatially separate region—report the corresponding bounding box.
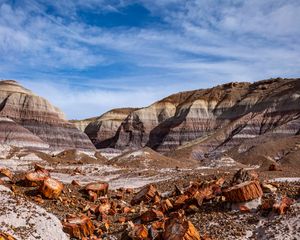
[85,182,109,197]
[88,190,98,202]
[25,169,50,186]
[159,199,173,213]
[174,195,189,208]
[140,209,164,223]
[131,184,158,205]
[123,222,148,240]
[163,211,201,240]
[223,181,263,202]
[0,231,16,240]
[39,177,64,199]
[63,214,95,239]
[0,167,13,180]
[273,196,294,215]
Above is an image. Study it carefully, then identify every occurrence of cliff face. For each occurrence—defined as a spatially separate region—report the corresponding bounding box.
[82,78,300,159]
[0,80,95,150]
[83,108,138,148]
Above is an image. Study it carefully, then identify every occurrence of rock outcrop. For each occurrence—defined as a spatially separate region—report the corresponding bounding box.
[79,78,300,166]
[81,108,138,148]
[0,80,94,150]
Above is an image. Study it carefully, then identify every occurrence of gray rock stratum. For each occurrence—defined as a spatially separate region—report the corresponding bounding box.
[0,80,94,150]
[77,78,300,165]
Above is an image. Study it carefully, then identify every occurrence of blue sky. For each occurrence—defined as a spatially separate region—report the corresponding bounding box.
[0,0,299,119]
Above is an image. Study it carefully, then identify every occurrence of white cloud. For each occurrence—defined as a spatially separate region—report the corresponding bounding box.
[0,0,299,119]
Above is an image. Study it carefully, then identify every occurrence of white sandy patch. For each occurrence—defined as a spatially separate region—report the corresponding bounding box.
[270,177,300,182]
[0,186,68,240]
[109,175,171,189]
[0,158,45,171]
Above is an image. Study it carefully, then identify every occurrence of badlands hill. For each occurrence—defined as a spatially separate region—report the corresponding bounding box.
[0,80,94,150]
[76,78,300,166]
[72,108,138,148]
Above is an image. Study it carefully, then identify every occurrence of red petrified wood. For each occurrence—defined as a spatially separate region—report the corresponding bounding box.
[163,211,201,240]
[63,214,95,239]
[0,167,13,180]
[159,199,173,213]
[0,231,16,240]
[39,177,64,199]
[127,222,148,240]
[131,184,158,205]
[223,181,263,202]
[85,182,109,197]
[25,169,50,186]
[273,196,294,215]
[140,209,164,223]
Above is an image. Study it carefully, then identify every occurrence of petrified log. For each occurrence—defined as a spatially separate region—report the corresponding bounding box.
[163,211,200,240]
[141,209,164,223]
[273,197,294,215]
[0,231,16,240]
[25,169,50,186]
[160,199,173,213]
[39,178,64,199]
[174,195,189,208]
[88,190,98,202]
[127,223,148,240]
[96,202,111,214]
[63,214,95,239]
[85,182,109,196]
[223,181,263,202]
[131,184,158,205]
[0,167,13,180]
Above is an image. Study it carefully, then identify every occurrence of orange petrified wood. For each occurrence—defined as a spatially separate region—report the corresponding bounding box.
[0,167,13,180]
[223,181,263,202]
[163,211,200,240]
[131,184,158,205]
[85,181,109,197]
[25,169,50,186]
[127,223,148,240]
[140,209,164,223]
[39,177,64,199]
[63,214,95,239]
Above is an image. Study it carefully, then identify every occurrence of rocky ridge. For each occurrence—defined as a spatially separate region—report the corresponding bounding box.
[76,78,300,167]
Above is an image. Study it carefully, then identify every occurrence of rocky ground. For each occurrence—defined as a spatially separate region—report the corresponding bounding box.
[0,154,299,240]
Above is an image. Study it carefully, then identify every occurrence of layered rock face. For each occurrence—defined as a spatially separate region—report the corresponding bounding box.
[82,78,300,162]
[83,108,138,148]
[0,80,94,150]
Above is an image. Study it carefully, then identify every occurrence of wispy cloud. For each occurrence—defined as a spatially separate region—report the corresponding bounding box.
[0,0,299,119]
